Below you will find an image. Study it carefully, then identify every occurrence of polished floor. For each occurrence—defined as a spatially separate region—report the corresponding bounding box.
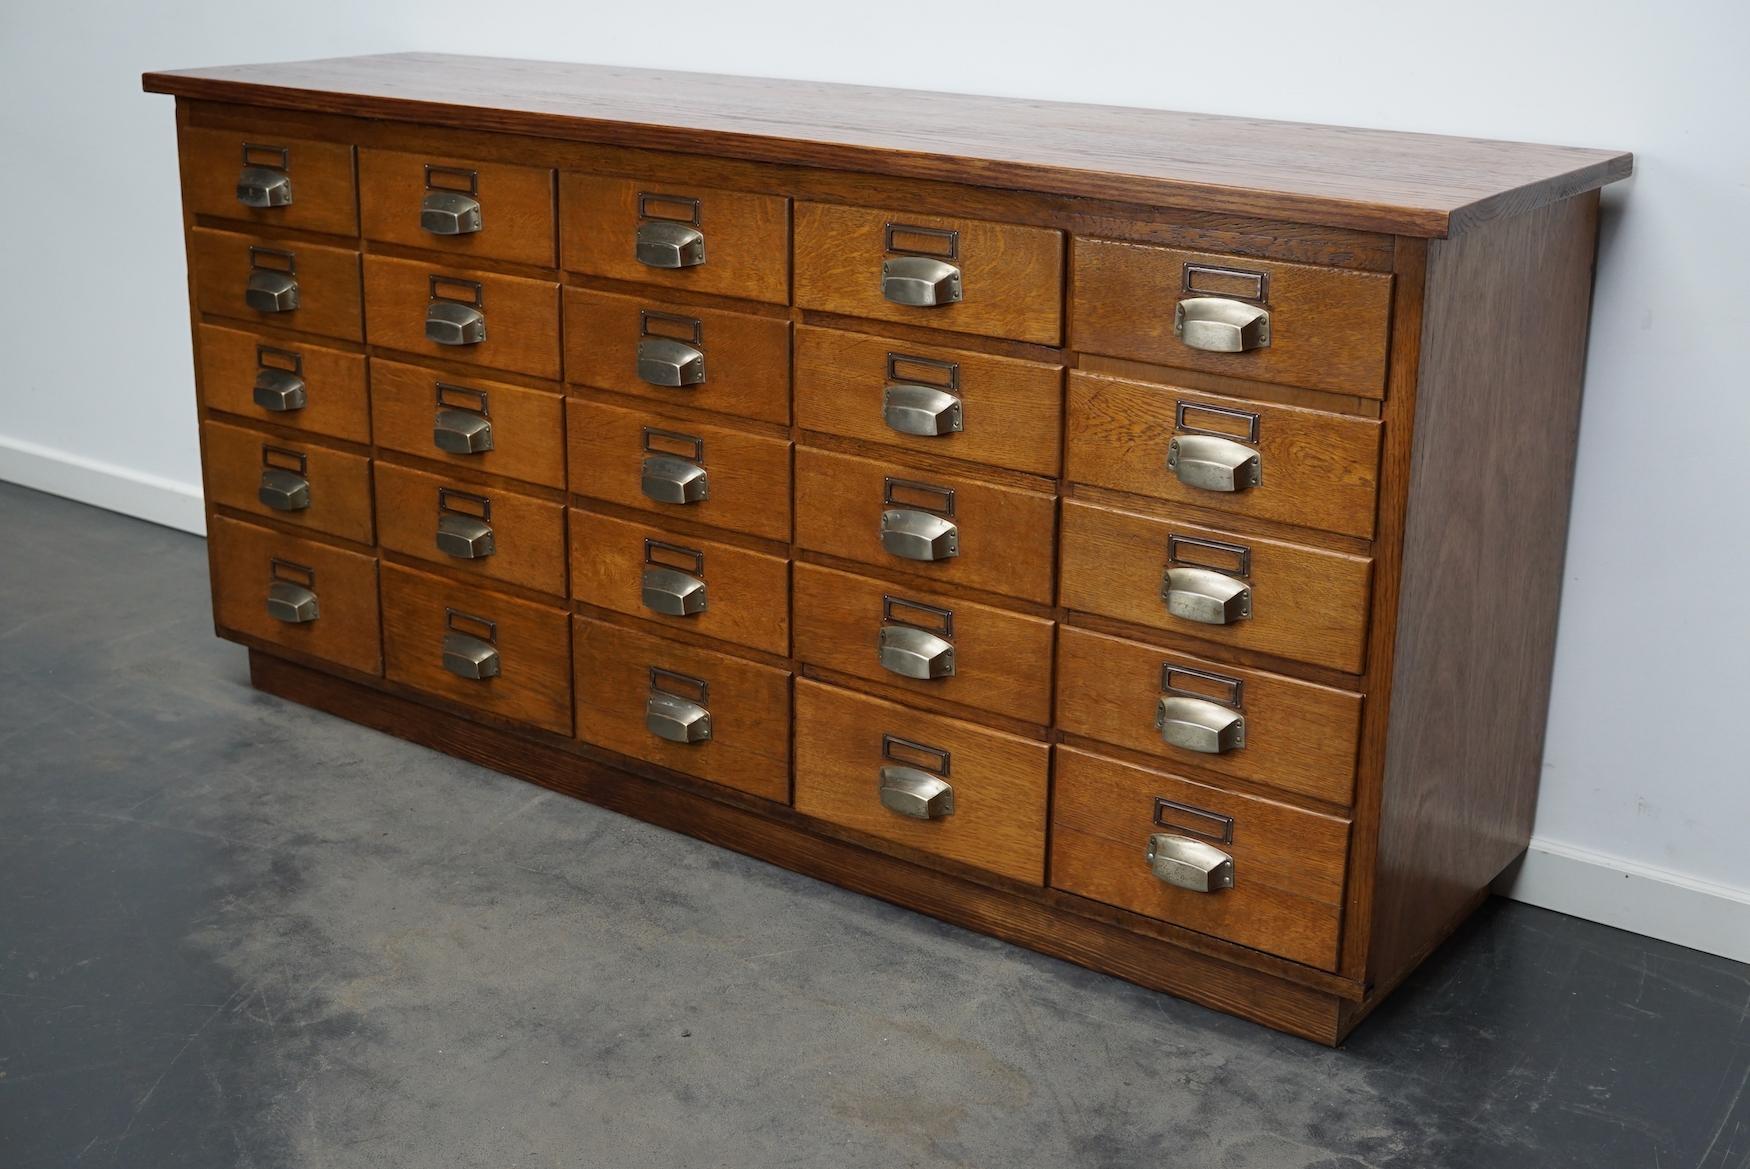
[1,481,1746,1169]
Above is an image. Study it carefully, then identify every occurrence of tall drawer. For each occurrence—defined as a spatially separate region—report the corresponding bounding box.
[573,617,791,803]
[381,562,572,734]
[374,461,566,597]
[1066,372,1382,539]
[362,256,560,380]
[793,680,1049,885]
[189,228,362,342]
[208,516,381,675]
[564,288,790,425]
[1059,499,1371,674]
[794,204,1064,345]
[792,563,1054,726]
[359,148,556,267]
[794,447,1056,605]
[197,324,368,444]
[794,326,1063,476]
[178,126,357,236]
[1050,746,1350,970]
[1056,626,1361,805]
[201,419,373,545]
[566,398,792,542]
[569,509,789,657]
[560,174,789,305]
[1072,241,1394,398]
[369,359,563,489]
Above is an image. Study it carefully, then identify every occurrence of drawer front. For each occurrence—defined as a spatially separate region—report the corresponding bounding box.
[564,288,790,425]
[792,563,1054,726]
[359,148,556,267]
[794,326,1063,476]
[201,420,373,545]
[178,126,357,236]
[1066,372,1382,539]
[369,359,564,489]
[1056,626,1361,805]
[198,324,368,444]
[381,562,572,734]
[573,617,791,803]
[1059,500,1371,673]
[566,398,792,542]
[208,516,381,675]
[374,461,566,597]
[1072,241,1394,398]
[190,228,362,343]
[1051,746,1349,970]
[793,680,1049,885]
[362,256,560,380]
[794,204,1064,345]
[560,175,789,305]
[794,447,1056,605]
[569,509,790,657]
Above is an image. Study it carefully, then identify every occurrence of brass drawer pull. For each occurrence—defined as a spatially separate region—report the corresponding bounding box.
[883,385,963,436]
[1174,297,1271,353]
[441,609,499,680]
[245,247,298,313]
[640,428,708,505]
[1160,535,1252,625]
[641,540,707,617]
[877,595,956,680]
[264,558,318,624]
[646,668,711,743]
[881,256,961,307]
[880,478,958,562]
[425,276,486,346]
[1156,696,1245,754]
[236,144,292,208]
[432,383,493,454]
[636,311,706,388]
[1168,434,1260,492]
[251,345,305,413]
[420,165,482,235]
[877,733,954,820]
[434,489,494,560]
[1146,833,1234,892]
[257,445,309,512]
[635,193,705,268]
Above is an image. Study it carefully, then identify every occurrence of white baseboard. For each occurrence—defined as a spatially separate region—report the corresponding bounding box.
[1497,837,1750,964]
[0,433,206,535]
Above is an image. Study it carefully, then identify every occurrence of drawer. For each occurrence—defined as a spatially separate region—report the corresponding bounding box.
[201,420,373,545]
[560,174,789,304]
[197,324,368,444]
[362,256,560,380]
[794,447,1056,605]
[208,515,380,675]
[793,204,1063,345]
[381,562,572,734]
[1066,372,1382,539]
[1059,499,1371,673]
[793,680,1049,885]
[189,228,362,343]
[566,398,792,542]
[564,288,790,425]
[573,617,790,803]
[1056,626,1361,805]
[792,563,1054,726]
[569,509,789,657]
[178,126,357,236]
[1050,746,1349,970]
[794,326,1063,476]
[369,359,564,489]
[1072,241,1394,398]
[359,148,556,267]
[374,461,567,597]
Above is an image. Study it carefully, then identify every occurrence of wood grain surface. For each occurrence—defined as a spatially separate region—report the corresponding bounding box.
[201,418,374,545]
[178,124,357,236]
[198,323,369,444]
[189,227,362,342]
[362,255,561,380]
[373,460,568,597]
[145,54,1631,236]
[209,516,381,675]
[369,358,566,489]
[359,147,556,266]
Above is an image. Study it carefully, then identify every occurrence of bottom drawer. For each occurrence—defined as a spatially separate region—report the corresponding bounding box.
[572,617,791,803]
[209,515,381,675]
[381,562,573,734]
[793,680,1049,885]
[1050,746,1349,970]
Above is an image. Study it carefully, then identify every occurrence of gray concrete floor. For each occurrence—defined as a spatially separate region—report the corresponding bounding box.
[0,480,1746,1169]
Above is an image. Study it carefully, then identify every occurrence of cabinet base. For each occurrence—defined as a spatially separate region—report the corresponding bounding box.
[248,649,1374,1045]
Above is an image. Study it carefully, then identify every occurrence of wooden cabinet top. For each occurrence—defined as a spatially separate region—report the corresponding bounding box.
[144,53,1630,238]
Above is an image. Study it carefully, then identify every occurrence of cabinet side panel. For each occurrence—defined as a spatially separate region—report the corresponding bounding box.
[1368,192,1600,987]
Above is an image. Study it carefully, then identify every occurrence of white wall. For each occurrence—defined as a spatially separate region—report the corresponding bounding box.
[4,1,1747,957]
